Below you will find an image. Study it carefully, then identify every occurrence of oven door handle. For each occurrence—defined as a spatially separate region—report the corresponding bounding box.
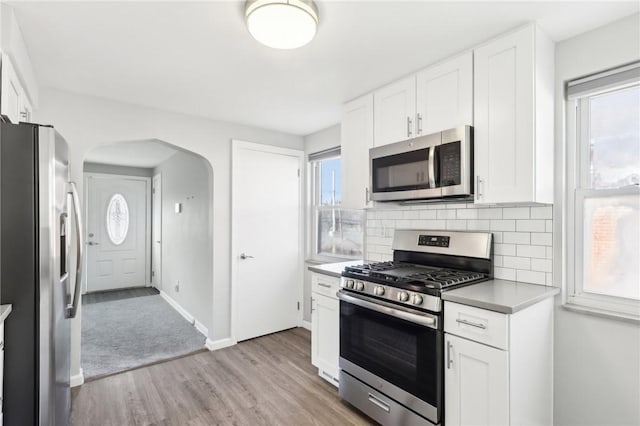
[337,291,438,329]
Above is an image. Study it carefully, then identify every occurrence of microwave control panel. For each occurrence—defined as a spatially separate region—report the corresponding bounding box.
[418,235,450,248]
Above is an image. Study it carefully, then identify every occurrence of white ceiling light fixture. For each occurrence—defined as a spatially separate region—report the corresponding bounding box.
[245,0,319,50]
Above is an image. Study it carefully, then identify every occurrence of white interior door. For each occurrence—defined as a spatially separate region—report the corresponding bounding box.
[233,142,302,342]
[152,174,162,290]
[86,174,149,292]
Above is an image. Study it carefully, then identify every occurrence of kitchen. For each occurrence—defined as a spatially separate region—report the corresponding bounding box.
[0,1,638,426]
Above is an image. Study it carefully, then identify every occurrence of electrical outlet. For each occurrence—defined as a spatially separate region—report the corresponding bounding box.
[175,281,180,293]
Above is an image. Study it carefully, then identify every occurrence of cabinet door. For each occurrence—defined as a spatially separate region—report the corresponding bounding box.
[374,76,416,146]
[1,54,23,124]
[445,334,509,426]
[311,293,339,381]
[416,52,473,136]
[341,94,374,210]
[474,26,535,204]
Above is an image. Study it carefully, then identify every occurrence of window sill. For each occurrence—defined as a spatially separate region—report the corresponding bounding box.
[562,303,640,324]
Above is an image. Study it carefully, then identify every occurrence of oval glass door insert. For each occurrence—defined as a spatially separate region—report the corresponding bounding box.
[106,193,129,245]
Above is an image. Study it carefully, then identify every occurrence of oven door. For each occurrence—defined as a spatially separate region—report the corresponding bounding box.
[338,291,442,424]
[437,126,472,197]
[369,132,441,201]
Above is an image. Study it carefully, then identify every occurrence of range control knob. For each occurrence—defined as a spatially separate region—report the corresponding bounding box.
[412,294,424,305]
[397,291,410,302]
[374,286,385,296]
[345,279,355,289]
[355,281,365,291]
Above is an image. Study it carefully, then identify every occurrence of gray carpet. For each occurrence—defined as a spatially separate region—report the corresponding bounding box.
[82,293,206,379]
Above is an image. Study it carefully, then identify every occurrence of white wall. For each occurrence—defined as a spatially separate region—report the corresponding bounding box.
[153,151,213,333]
[36,88,304,378]
[303,124,341,322]
[553,13,640,426]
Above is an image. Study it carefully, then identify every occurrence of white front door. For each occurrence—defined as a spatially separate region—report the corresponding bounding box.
[85,174,150,292]
[233,142,302,342]
[152,174,162,290]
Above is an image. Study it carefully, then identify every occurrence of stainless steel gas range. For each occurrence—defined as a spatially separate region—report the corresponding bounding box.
[338,230,493,426]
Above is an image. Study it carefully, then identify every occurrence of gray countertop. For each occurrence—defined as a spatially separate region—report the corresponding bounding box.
[442,279,560,314]
[307,260,363,278]
[0,304,12,323]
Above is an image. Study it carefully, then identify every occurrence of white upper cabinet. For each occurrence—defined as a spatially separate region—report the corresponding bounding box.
[416,52,473,136]
[341,94,374,210]
[1,54,23,124]
[473,25,554,204]
[373,76,416,146]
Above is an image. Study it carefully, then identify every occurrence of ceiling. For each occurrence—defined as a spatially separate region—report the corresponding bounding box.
[11,1,640,136]
[84,139,178,168]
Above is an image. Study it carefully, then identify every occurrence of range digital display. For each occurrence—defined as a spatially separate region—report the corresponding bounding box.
[418,235,450,247]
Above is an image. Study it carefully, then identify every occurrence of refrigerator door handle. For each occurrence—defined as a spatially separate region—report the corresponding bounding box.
[66,181,84,319]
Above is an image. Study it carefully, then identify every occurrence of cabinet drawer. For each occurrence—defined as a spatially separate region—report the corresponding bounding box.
[444,301,508,350]
[311,273,340,298]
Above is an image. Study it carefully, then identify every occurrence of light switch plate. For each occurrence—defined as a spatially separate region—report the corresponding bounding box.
[175,203,182,213]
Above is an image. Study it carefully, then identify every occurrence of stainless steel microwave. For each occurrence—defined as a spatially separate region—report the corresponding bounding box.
[369,125,473,202]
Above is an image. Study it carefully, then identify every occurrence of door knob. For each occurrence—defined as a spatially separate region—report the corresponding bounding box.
[87,241,100,246]
[240,253,254,260]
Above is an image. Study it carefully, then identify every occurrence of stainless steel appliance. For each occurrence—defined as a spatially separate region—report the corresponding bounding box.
[0,122,83,426]
[338,230,492,426]
[369,126,473,202]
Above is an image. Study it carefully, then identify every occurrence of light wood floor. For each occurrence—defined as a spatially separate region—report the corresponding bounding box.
[71,327,373,426]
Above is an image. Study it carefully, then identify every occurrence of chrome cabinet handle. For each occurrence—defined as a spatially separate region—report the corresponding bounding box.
[407,116,413,137]
[447,341,453,369]
[417,113,423,135]
[368,393,391,413]
[318,283,332,289]
[240,253,254,260]
[456,318,487,329]
[310,297,315,313]
[66,182,84,319]
[476,176,483,199]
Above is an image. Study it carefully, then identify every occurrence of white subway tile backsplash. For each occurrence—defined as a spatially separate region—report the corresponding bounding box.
[446,220,468,230]
[503,232,531,244]
[531,232,552,246]
[531,258,553,272]
[490,220,516,232]
[516,270,546,285]
[365,204,553,286]
[467,219,491,230]
[517,245,546,258]
[516,219,546,232]
[503,256,531,270]
[494,267,516,280]
[456,209,479,220]
[437,209,457,220]
[478,208,503,219]
[494,243,516,256]
[531,206,553,219]
[403,210,420,220]
[503,207,530,219]
[419,210,437,219]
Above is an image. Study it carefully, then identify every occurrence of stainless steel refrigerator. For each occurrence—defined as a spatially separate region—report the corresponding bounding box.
[0,122,83,426]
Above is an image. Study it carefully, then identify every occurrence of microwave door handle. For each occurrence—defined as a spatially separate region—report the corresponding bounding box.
[428,146,436,188]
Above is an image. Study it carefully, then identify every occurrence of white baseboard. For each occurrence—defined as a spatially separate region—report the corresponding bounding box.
[205,337,235,351]
[70,368,84,388]
[159,290,195,324]
[301,320,312,331]
[194,319,208,337]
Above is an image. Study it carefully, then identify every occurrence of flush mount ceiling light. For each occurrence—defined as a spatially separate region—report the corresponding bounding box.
[245,0,319,50]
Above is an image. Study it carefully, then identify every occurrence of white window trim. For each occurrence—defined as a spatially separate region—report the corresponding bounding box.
[308,153,362,262]
[565,82,640,322]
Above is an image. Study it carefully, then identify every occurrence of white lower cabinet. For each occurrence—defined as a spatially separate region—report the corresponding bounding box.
[310,273,340,387]
[444,298,554,426]
[445,334,509,426]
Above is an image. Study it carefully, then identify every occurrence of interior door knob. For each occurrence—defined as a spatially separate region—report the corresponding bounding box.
[87,241,99,246]
[240,253,254,260]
